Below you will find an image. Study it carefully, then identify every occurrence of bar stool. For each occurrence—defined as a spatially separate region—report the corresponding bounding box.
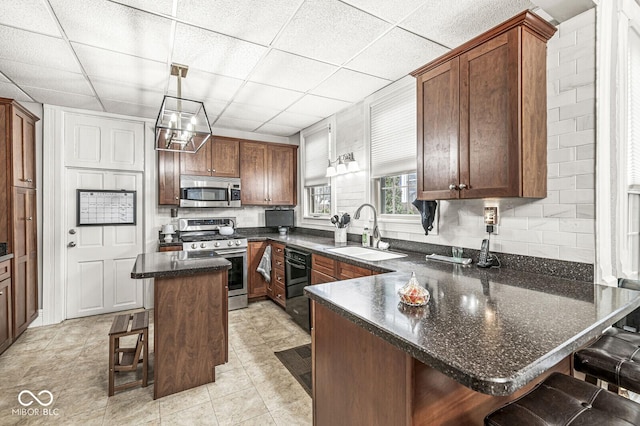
[484,373,640,425]
[108,310,149,396]
[573,278,640,395]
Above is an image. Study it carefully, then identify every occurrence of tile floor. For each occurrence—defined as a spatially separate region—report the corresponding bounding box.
[0,301,312,425]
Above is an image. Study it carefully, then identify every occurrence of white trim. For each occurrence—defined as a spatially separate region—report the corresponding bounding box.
[595,0,618,285]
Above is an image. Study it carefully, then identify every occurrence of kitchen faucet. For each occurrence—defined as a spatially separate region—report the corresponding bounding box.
[354,203,381,248]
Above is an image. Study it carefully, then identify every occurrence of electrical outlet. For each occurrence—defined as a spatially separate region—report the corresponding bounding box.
[486,224,499,235]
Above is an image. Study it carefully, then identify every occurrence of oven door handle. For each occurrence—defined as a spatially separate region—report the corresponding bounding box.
[286,260,307,270]
[227,183,231,206]
[216,249,247,256]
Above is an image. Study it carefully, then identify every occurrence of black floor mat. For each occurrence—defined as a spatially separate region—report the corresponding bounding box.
[275,344,312,397]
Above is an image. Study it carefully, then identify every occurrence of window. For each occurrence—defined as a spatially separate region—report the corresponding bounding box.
[301,122,332,218]
[379,173,418,215]
[369,83,418,217]
[308,185,331,215]
[625,13,640,279]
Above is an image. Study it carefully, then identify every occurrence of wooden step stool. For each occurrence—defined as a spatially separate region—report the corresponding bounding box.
[108,311,149,396]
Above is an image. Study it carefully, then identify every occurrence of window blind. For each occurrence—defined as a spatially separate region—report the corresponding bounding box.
[304,126,330,187]
[370,85,417,178]
[629,26,640,190]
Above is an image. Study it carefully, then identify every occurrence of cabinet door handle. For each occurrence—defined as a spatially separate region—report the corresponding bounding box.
[212,169,216,173]
[0,291,3,295]
[459,184,467,190]
[26,217,33,221]
[449,184,458,190]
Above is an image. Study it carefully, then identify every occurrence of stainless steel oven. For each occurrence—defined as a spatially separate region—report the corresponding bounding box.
[180,175,241,208]
[179,217,248,310]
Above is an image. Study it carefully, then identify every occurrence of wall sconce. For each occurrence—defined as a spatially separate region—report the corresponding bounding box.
[326,152,359,177]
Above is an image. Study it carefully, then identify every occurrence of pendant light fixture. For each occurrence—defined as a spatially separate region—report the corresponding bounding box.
[155,63,212,153]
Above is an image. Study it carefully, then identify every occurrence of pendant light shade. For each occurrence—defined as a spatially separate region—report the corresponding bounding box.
[155,64,212,154]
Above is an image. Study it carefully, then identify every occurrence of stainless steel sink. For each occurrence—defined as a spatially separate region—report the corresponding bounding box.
[326,246,407,261]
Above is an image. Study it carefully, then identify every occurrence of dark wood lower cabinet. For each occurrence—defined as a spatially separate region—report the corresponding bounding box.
[13,187,37,338]
[248,241,268,299]
[312,302,570,425]
[0,260,12,354]
[154,270,228,399]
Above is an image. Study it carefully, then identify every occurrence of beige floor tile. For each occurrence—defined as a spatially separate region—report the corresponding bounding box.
[160,401,217,425]
[270,399,313,426]
[211,387,269,426]
[158,384,210,417]
[236,412,277,425]
[207,367,254,400]
[0,302,312,426]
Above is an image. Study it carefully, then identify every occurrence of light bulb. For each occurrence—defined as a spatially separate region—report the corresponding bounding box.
[190,116,197,125]
[170,113,177,123]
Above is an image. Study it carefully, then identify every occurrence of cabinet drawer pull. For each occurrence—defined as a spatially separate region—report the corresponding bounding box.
[448,184,458,190]
[459,183,467,189]
[175,196,179,200]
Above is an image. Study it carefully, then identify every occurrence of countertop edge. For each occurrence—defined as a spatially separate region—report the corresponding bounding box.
[306,282,640,396]
[0,253,14,263]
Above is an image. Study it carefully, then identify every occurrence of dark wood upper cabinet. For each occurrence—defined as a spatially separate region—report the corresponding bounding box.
[11,106,37,189]
[412,11,556,200]
[180,137,240,178]
[240,141,297,206]
[158,150,180,206]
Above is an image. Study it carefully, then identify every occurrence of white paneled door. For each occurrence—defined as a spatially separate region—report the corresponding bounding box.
[65,168,143,318]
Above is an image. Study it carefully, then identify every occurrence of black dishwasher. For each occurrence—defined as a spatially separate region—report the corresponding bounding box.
[284,247,312,333]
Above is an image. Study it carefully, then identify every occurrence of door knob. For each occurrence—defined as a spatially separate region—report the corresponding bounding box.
[459,184,467,189]
[69,229,76,235]
[449,184,458,190]
[68,242,76,248]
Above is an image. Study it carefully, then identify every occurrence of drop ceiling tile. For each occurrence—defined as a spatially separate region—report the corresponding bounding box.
[166,69,243,103]
[172,23,267,80]
[274,0,391,64]
[0,0,61,36]
[0,59,93,96]
[0,81,33,103]
[310,69,390,103]
[0,25,81,73]
[233,82,303,111]
[269,111,323,129]
[340,0,428,24]
[73,44,168,89]
[102,99,160,119]
[400,0,535,48]
[214,116,263,132]
[203,99,230,121]
[255,122,300,137]
[21,86,102,110]
[90,77,165,106]
[110,0,175,15]
[176,0,301,45]
[346,28,449,80]
[48,0,173,62]
[221,102,281,122]
[286,94,351,117]
[248,49,338,93]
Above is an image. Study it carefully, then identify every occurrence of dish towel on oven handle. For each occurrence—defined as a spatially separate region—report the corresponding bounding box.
[257,245,271,282]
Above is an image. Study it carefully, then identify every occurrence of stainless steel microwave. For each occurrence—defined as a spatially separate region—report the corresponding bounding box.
[179,175,241,208]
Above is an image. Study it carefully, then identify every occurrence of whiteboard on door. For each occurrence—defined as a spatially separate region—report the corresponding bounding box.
[77,189,136,226]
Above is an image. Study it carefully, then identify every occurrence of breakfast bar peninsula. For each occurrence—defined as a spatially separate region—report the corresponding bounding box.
[305,263,640,425]
[131,250,230,399]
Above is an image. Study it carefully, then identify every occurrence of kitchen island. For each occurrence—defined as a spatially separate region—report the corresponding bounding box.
[305,264,640,425]
[131,251,230,399]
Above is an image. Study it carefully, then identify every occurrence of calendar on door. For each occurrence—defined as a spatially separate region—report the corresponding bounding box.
[77,189,136,226]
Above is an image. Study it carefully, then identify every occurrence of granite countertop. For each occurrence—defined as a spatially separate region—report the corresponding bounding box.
[0,253,14,263]
[228,231,640,397]
[131,251,231,279]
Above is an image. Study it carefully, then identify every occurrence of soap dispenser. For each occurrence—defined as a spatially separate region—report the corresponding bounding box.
[362,227,370,247]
